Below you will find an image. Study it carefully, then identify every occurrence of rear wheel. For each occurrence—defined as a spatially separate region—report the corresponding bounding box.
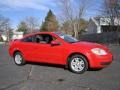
[68,54,88,74]
[14,52,26,66]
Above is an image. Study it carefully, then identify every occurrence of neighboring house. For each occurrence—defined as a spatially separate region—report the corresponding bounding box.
[86,17,120,34]
[1,35,7,41]
[1,31,24,41]
[12,31,23,40]
[0,34,7,42]
[0,31,7,41]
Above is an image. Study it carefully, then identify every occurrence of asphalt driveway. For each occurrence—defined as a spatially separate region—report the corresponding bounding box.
[0,44,120,90]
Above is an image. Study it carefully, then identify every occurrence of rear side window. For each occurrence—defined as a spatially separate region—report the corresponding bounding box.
[21,35,35,42]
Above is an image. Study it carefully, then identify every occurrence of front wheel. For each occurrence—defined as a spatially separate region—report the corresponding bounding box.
[68,54,88,74]
[14,52,26,66]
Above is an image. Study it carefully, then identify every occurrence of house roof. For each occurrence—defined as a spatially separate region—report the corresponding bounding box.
[91,17,100,26]
[91,16,120,26]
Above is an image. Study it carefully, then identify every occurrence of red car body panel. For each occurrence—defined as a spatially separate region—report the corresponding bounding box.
[9,32,113,69]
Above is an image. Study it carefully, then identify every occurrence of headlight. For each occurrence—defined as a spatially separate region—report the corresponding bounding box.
[91,48,107,55]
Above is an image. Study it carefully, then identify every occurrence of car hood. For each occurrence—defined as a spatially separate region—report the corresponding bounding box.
[72,41,108,50]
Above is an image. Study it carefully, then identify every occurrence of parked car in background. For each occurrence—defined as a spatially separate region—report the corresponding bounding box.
[9,32,113,74]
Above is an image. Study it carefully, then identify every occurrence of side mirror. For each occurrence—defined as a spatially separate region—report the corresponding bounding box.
[51,41,60,46]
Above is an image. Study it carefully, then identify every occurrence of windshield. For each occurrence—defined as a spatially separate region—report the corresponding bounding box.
[55,32,79,43]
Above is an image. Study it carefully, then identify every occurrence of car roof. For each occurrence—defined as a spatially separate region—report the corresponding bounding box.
[22,32,60,39]
[25,31,64,36]
[24,32,53,37]
[31,32,53,34]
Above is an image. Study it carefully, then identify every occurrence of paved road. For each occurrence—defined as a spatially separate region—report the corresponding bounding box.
[0,44,120,90]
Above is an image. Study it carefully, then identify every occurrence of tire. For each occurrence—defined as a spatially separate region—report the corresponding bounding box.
[14,52,26,66]
[68,54,88,74]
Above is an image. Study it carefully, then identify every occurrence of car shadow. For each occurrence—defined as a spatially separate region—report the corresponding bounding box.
[88,68,103,71]
[27,62,102,72]
[27,62,67,70]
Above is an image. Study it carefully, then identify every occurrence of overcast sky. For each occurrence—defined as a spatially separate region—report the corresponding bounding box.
[0,0,103,28]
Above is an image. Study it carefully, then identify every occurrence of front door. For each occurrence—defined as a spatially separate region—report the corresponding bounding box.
[34,34,65,64]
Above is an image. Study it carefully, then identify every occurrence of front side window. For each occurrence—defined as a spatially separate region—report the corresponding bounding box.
[34,34,54,44]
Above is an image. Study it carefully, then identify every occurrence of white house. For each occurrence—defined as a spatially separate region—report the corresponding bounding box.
[0,30,24,41]
[12,31,24,40]
[86,17,120,34]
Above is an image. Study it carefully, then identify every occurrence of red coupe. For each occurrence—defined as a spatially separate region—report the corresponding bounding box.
[9,32,113,74]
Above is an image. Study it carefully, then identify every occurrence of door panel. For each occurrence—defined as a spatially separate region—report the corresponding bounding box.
[34,43,65,64]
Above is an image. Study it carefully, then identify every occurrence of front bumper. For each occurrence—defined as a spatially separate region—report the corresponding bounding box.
[87,52,113,69]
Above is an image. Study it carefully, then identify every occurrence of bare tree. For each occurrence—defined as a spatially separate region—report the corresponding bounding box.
[17,21,28,35]
[25,16,39,33]
[0,15,11,41]
[58,0,89,38]
[0,15,11,31]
